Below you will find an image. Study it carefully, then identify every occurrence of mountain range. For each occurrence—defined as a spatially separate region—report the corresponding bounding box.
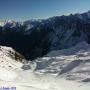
[0,11,90,60]
[1,11,90,90]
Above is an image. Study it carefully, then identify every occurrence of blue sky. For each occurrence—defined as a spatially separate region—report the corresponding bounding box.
[0,0,90,21]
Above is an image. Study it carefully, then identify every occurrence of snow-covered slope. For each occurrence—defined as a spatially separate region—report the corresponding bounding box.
[1,43,90,90]
[34,42,90,82]
[0,46,23,81]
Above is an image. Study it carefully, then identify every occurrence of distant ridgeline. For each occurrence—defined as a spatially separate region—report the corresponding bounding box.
[0,11,90,60]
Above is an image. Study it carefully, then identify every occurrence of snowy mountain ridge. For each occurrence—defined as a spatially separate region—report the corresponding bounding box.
[1,10,90,90]
[0,11,90,60]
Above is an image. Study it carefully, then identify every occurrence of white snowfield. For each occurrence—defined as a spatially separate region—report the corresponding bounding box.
[0,42,90,90]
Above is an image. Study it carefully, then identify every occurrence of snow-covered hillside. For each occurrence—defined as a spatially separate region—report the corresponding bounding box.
[1,42,90,90]
[0,46,23,81]
[35,42,90,82]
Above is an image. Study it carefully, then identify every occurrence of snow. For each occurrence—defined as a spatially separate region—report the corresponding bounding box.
[0,67,17,81]
[0,46,22,81]
[0,72,90,90]
[0,42,90,90]
[0,21,5,26]
[34,42,90,82]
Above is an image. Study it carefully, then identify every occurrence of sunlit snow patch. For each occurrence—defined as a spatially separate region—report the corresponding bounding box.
[0,67,17,81]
